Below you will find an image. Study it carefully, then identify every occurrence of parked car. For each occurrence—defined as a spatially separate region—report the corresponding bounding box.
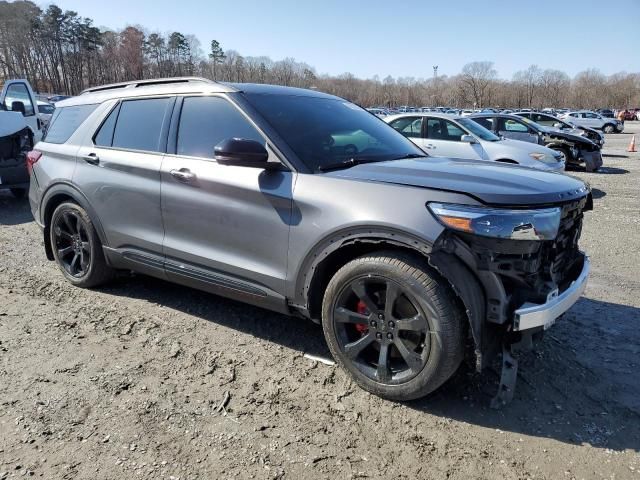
[469,113,602,171]
[0,79,43,198]
[47,94,71,104]
[617,110,638,121]
[559,110,623,133]
[514,111,605,148]
[37,100,55,127]
[29,78,592,405]
[596,109,615,118]
[385,112,564,172]
[367,108,389,118]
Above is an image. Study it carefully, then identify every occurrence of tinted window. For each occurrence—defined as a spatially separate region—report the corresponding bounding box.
[442,119,465,140]
[389,117,422,138]
[4,82,35,116]
[93,105,119,147]
[472,117,494,131]
[244,93,424,171]
[531,113,556,126]
[112,98,171,152]
[427,118,467,141]
[38,104,55,115]
[43,104,98,144]
[584,112,598,119]
[177,96,263,158]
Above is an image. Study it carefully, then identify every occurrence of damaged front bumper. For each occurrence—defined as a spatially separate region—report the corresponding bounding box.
[513,253,589,332]
[580,150,603,172]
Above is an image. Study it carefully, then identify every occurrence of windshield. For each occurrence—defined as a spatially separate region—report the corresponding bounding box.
[457,118,500,141]
[244,93,425,172]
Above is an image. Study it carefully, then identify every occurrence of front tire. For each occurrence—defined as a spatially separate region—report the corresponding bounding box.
[603,124,615,134]
[321,251,465,401]
[50,202,114,288]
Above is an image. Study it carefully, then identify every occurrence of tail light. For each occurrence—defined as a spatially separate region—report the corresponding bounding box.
[26,150,42,175]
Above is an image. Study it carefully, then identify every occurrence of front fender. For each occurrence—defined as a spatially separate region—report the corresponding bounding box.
[292,226,438,311]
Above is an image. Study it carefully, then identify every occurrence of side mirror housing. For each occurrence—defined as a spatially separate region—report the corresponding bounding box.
[214,138,269,168]
[11,101,26,115]
[460,134,477,144]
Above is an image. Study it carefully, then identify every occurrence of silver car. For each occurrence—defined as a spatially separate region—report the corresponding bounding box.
[28,78,592,405]
[385,113,565,172]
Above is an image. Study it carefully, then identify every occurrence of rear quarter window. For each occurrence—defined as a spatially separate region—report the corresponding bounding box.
[43,104,97,144]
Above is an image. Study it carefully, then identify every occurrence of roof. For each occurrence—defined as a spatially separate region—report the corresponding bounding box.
[56,78,341,107]
[57,77,237,107]
[229,83,341,100]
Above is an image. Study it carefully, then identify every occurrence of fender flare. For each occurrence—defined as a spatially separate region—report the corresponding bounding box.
[39,181,109,258]
[293,226,436,310]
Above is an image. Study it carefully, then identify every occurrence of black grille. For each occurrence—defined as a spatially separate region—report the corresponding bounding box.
[544,197,587,287]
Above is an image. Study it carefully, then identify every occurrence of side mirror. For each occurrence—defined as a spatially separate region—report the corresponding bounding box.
[214,138,269,168]
[460,134,477,144]
[11,101,26,115]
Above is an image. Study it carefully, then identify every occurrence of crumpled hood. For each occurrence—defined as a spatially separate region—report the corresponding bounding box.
[324,157,589,206]
[543,128,597,147]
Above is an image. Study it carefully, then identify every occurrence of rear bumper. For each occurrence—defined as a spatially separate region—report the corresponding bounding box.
[513,254,590,332]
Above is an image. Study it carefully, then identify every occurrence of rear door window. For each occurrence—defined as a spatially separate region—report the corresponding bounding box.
[43,104,98,144]
[93,105,119,147]
[112,98,172,152]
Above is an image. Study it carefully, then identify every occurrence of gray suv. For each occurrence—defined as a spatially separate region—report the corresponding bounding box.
[29,78,592,404]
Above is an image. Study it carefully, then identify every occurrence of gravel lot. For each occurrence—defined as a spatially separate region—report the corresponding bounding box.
[1,123,639,480]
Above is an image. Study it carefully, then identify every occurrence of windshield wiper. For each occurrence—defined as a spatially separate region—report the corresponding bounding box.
[317,157,382,172]
[391,153,429,160]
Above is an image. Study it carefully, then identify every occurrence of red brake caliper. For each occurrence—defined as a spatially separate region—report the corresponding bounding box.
[355,300,369,335]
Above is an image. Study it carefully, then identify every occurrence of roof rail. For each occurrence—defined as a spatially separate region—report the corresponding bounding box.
[80,77,215,95]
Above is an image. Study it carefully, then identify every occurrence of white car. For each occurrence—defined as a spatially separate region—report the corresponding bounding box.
[37,100,55,127]
[559,110,623,133]
[385,113,565,172]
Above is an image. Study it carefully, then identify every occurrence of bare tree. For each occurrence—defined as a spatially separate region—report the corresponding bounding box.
[458,61,497,108]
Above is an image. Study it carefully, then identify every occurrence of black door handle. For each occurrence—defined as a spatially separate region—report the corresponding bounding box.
[83,153,100,165]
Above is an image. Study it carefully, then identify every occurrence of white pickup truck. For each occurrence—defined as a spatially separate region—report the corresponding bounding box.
[0,79,43,198]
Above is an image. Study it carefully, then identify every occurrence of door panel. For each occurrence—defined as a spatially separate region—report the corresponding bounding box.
[160,157,293,294]
[1,80,41,140]
[497,117,538,144]
[74,97,174,255]
[74,146,166,253]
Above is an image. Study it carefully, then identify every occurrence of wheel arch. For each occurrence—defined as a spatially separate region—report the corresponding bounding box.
[40,182,108,260]
[294,228,435,323]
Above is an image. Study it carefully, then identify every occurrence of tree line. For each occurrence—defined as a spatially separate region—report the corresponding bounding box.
[1,1,638,109]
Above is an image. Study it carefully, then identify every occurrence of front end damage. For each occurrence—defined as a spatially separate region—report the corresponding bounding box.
[544,132,603,172]
[429,194,592,407]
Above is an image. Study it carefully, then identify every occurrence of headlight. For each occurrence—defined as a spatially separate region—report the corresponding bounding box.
[428,203,561,241]
[529,152,558,164]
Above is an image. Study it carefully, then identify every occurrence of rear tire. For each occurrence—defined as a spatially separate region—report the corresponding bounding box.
[321,251,465,401]
[10,188,26,199]
[50,202,114,288]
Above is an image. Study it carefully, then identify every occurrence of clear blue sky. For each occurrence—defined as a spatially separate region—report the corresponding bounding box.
[48,0,640,79]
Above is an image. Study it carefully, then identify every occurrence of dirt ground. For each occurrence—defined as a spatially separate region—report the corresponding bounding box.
[1,123,639,480]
